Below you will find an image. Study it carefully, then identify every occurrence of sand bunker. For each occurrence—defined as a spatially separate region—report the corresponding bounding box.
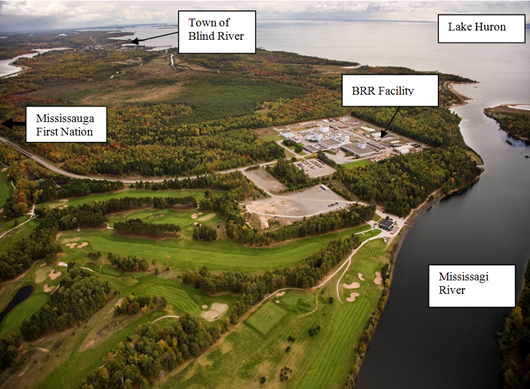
[191,214,198,219]
[59,199,69,203]
[202,304,208,309]
[275,300,280,304]
[198,213,215,222]
[77,242,88,248]
[346,292,360,302]
[40,262,47,268]
[358,273,365,281]
[276,291,286,297]
[65,243,77,248]
[374,272,382,285]
[58,205,68,209]
[1,167,7,171]
[200,303,228,322]
[43,284,55,293]
[58,262,68,267]
[343,282,361,289]
[49,269,61,280]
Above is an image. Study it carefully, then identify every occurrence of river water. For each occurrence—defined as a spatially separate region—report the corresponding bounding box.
[256,20,530,389]
[0,48,69,78]
[2,20,529,388]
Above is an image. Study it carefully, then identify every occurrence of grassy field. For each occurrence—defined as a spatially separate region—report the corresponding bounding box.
[0,169,12,210]
[261,134,283,142]
[0,219,38,255]
[41,188,221,209]
[0,293,48,337]
[342,160,373,169]
[57,225,370,272]
[246,301,289,335]
[158,237,391,389]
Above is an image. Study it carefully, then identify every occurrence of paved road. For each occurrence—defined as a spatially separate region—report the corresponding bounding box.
[0,135,277,184]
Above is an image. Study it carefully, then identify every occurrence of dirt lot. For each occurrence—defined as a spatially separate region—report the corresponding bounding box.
[295,159,336,178]
[242,168,287,194]
[243,185,351,219]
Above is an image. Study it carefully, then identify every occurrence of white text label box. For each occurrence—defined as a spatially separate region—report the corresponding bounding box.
[429,265,515,307]
[178,10,256,54]
[26,106,107,143]
[342,75,439,107]
[438,14,526,43]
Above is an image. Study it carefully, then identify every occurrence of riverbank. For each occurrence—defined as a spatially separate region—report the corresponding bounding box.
[484,104,530,142]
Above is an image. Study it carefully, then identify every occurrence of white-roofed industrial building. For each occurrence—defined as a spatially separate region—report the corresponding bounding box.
[341,142,376,157]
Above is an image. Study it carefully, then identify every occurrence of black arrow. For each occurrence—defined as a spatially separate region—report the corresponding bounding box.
[381,107,401,138]
[129,31,178,45]
[1,118,26,129]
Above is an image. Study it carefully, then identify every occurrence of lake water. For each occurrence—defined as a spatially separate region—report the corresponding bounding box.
[2,20,529,388]
[0,284,34,325]
[0,48,69,78]
[256,20,530,389]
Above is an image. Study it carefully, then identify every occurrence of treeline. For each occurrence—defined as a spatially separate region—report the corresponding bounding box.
[266,158,317,190]
[184,235,360,323]
[114,219,181,239]
[108,253,149,272]
[499,259,530,388]
[78,316,226,389]
[349,106,465,147]
[340,146,481,217]
[0,172,258,283]
[193,224,218,241]
[37,195,197,230]
[20,265,111,341]
[0,332,20,371]
[114,293,168,315]
[317,151,339,169]
[0,221,61,282]
[0,195,196,283]
[484,107,530,141]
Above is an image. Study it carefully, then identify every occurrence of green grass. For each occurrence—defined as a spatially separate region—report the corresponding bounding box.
[57,225,369,272]
[101,265,123,277]
[36,311,163,389]
[0,293,48,337]
[261,134,282,142]
[342,160,373,169]
[246,301,288,335]
[0,169,12,209]
[158,237,391,389]
[0,219,38,255]
[145,284,201,316]
[41,188,221,209]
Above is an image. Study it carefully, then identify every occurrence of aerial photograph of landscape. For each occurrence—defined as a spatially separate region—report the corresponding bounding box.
[0,1,528,388]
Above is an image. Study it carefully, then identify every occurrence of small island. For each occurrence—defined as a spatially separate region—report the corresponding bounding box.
[484,105,530,142]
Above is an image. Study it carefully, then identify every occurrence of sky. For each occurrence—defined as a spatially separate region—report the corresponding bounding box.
[0,1,528,32]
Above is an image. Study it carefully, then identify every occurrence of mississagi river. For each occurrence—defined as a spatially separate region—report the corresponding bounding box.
[2,19,529,388]
[257,20,530,388]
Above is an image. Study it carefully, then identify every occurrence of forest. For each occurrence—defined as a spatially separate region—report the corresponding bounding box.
[183,234,360,323]
[484,106,530,141]
[114,218,181,239]
[339,146,481,217]
[113,294,168,316]
[20,264,112,341]
[500,259,530,388]
[78,315,226,389]
[266,157,316,190]
[107,253,150,273]
[77,234,359,388]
